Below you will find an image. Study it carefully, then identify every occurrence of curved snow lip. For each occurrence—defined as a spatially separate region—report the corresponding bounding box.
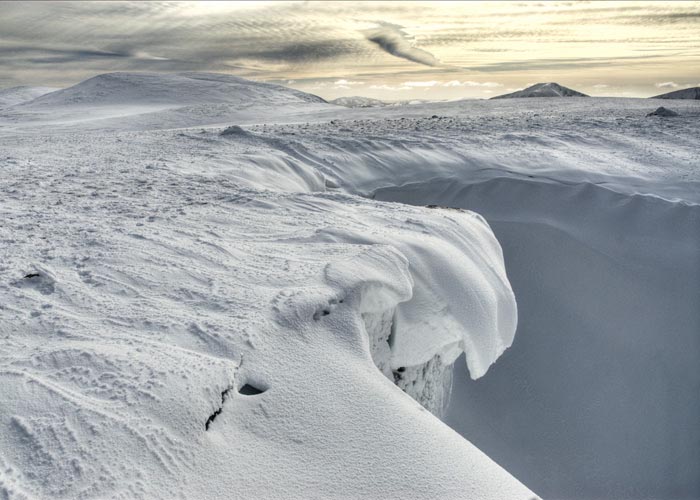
[308,207,518,381]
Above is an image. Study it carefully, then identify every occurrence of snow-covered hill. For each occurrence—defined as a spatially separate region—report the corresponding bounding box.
[0,86,58,108]
[1,72,331,130]
[652,86,700,99]
[1,72,699,500]
[330,96,388,108]
[492,82,588,99]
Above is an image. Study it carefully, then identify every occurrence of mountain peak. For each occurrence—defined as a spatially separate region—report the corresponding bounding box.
[491,82,588,99]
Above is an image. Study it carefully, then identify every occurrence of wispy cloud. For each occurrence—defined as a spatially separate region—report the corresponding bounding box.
[364,22,441,67]
[655,81,678,88]
[0,1,698,99]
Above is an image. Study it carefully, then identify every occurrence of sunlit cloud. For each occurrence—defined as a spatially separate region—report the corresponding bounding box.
[363,22,442,67]
[0,1,698,99]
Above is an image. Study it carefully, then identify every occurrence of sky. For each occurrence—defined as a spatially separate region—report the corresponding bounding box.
[1,1,699,100]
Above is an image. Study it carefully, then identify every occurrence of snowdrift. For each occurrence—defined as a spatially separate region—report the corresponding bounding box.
[0,99,533,498]
[375,177,700,500]
[3,72,699,499]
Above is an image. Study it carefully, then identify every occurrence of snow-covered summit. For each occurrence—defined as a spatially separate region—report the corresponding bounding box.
[492,82,588,99]
[18,72,326,108]
[0,86,58,108]
[331,96,388,108]
[652,86,700,100]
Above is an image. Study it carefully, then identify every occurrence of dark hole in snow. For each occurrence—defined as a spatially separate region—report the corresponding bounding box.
[397,367,406,373]
[238,383,266,396]
[205,387,231,431]
[24,273,40,279]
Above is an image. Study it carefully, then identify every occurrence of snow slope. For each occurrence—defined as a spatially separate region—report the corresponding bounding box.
[492,82,588,99]
[0,73,534,499]
[1,72,331,130]
[376,178,700,500]
[0,86,58,108]
[652,86,700,100]
[2,71,699,500]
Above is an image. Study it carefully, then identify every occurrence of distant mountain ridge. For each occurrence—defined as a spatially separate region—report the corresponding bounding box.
[492,82,588,99]
[331,96,388,108]
[0,86,59,107]
[652,87,700,100]
[15,72,326,109]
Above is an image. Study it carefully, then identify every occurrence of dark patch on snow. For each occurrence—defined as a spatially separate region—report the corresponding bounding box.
[312,297,344,320]
[238,383,266,396]
[647,106,679,117]
[220,125,250,137]
[205,386,232,430]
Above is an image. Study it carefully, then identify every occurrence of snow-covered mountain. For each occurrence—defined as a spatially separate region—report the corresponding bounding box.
[0,85,58,108]
[491,82,588,99]
[1,72,699,500]
[331,95,388,108]
[1,72,333,131]
[652,86,700,99]
[20,72,325,108]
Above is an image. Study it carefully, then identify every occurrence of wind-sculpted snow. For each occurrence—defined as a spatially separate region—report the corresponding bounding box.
[0,98,531,498]
[2,72,699,499]
[376,177,700,500]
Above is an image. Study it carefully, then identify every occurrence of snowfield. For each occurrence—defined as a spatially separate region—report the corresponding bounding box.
[1,73,698,499]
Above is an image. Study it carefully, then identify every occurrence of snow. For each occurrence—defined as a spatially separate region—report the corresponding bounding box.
[652,86,700,100]
[491,82,588,99]
[0,73,533,499]
[647,106,679,117]
[1,71,698,499]
[330,96,388,108]
[0,86,58,108]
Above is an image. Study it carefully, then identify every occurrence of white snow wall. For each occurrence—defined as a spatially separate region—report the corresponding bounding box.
[304,203,518,417]
[375,177,700,500]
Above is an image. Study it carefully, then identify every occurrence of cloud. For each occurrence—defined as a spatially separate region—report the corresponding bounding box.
[364,23,441,67]
[334,79,363,86]
[402,80,440,87]
[593,84,609,88]
[443,80,503,87]
[655,81,678,88]
[369,84,411,91]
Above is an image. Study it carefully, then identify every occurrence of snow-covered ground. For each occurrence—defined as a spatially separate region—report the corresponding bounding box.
[1,73,698,499]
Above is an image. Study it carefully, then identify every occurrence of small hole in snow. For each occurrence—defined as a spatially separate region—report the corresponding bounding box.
[322,309,330,316]
[238,383,266,396]
[397,367,406,373]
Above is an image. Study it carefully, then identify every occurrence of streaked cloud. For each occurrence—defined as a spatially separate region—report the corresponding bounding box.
[364,22,441,67]
[0,1,698,99]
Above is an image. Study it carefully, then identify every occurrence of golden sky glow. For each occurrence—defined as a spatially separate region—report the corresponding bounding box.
[1,1,698,99]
